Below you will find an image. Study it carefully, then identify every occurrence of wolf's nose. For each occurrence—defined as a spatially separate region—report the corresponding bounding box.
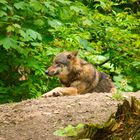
[45,70,49,75]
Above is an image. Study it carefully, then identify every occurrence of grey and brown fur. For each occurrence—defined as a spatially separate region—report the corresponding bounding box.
[42,51,116,97]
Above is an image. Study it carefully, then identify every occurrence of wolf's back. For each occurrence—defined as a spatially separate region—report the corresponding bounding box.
[91,72,116,93]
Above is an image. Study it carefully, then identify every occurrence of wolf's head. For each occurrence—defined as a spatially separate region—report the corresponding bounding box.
[45,51,78,76]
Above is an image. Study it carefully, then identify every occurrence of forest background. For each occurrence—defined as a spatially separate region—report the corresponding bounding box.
[0,0,139,103]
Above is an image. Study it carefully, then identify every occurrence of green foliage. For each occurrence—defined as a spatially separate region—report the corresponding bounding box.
[112,92,124,101]
[53,123,84,137]
[0,0,139,103]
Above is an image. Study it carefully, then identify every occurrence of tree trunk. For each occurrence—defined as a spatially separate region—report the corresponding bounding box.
[76,97,140,140]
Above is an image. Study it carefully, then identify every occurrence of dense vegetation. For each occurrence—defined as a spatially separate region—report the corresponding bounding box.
[0,0,140,103]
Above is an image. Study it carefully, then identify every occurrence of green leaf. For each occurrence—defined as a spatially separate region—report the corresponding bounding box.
[136,83,140,89]
[0,87,8,94]
[0,37,27,55]
[70,6,84,13]
[34,19,45,26]
[48,19,63,28]
[0,64,8,72]
[19,30,31,41]
[31,42,41,47]
[76,123,84,133]
[100,1,106,9]
[0,10,7,17]
[26,29,42,41]
[30,0,42,11]
[55,0,71,4]
[0,37,17,49]
[44,2,55,13]
[79,38,92,51]
[113,75,123,82]
[13,24,21,29]
[54,123,84,137]
[14,2,27,10]
[19,29,42,41]
[6,25,15,32]
[27,57,40,69]
[126,85,133,92]
[132,61,140,67]
[0,0,7,4]
[54,125,77,137]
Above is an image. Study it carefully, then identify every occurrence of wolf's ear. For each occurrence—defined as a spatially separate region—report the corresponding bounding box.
[67,51,78,59]
[72,51,78,57]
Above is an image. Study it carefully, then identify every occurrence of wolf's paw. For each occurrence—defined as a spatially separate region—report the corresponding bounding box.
[42,91,62,98]
[52,92,62,97]
[42,93,53,98]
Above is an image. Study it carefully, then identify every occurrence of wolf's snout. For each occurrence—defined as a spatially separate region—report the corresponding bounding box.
[45,69,56,76]
[45,70,49,75]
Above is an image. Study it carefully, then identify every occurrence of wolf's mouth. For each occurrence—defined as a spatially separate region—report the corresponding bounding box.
[45,70,60,76]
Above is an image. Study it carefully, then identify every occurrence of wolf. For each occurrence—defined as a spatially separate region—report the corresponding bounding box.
[42,51,116,97]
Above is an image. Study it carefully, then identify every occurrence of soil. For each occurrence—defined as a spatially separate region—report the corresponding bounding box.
[0,91,140,140]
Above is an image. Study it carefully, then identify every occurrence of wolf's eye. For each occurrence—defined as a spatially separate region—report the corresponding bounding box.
[55,62,60,65]
[56,63,63,67]
[59,64,64,67]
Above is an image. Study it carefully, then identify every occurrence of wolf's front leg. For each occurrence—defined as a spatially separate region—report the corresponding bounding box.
[42,87,78,98]
[42,88,63,97]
